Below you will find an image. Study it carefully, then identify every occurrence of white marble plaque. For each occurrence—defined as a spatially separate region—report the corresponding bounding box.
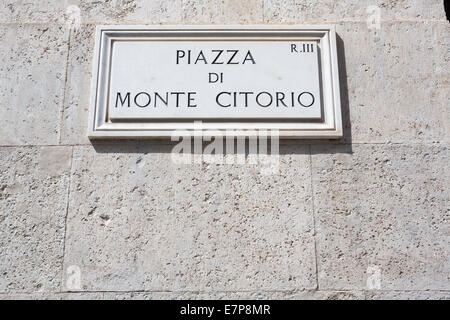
[109,40,321,120]
[88,26,343,138]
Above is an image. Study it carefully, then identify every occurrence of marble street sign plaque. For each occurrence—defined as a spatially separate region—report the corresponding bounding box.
[88,26,342,138]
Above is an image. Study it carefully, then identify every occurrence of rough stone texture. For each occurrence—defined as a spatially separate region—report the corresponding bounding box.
[61,144,316,291]
[0,146,71,292]
[78,0,183,24]
[337,22,450,144]
[364,290,450,300]
[0,0,178,23]
[102,290,365,300]
[0,0,449,300]
[0,1,70,23]
[60,25,95,145]
[312,144,449,291]
[3,0,445,24]
[0,0,263,24]
[264,0,447,23]
[183,0,263,24]
[0,24,68,146]
[0,292,104,300]
[3,290,449,300]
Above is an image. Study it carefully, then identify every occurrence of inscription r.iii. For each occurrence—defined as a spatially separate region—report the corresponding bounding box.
[291,43,315,53]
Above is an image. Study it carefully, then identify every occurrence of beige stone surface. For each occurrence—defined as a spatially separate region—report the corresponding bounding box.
[4,290,449,300]
[0,292,104,300]
[336,22,449,143]
[312,144,449,290]
[0,0,263,24]
[0,0,179,24]
[62,143,316,291]
[183,0,263,24]
[0,24,68,146]
[0,0,69,23]
[0,146,72,292]
[2,0,445,24]
[264,0,447,23]
[102,289,365,300]
[60,25,95,145]
[78,0,184,24]
[0,0,449,300]
[365,290,450,300]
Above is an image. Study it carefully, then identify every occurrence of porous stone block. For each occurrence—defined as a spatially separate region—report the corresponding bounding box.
[0,0,179,24]
[102,289,365,300]
[62,143,316,291]
[264,0,447,23]
[311,144,449,290]
[78,0,184,24]
[365,290,450,300]
[60,25,95,145]
[182,0,263,24]
[0,24,68,146]
[0,146,72,292]
[336,22,449,143]
[1,1,263,24]
[0,0,70,23]
[0,292,104,300]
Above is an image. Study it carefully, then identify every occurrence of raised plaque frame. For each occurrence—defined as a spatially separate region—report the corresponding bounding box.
[88,25,342,139]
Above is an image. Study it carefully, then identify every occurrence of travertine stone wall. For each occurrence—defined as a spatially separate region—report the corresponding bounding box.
[0,0,448,300]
